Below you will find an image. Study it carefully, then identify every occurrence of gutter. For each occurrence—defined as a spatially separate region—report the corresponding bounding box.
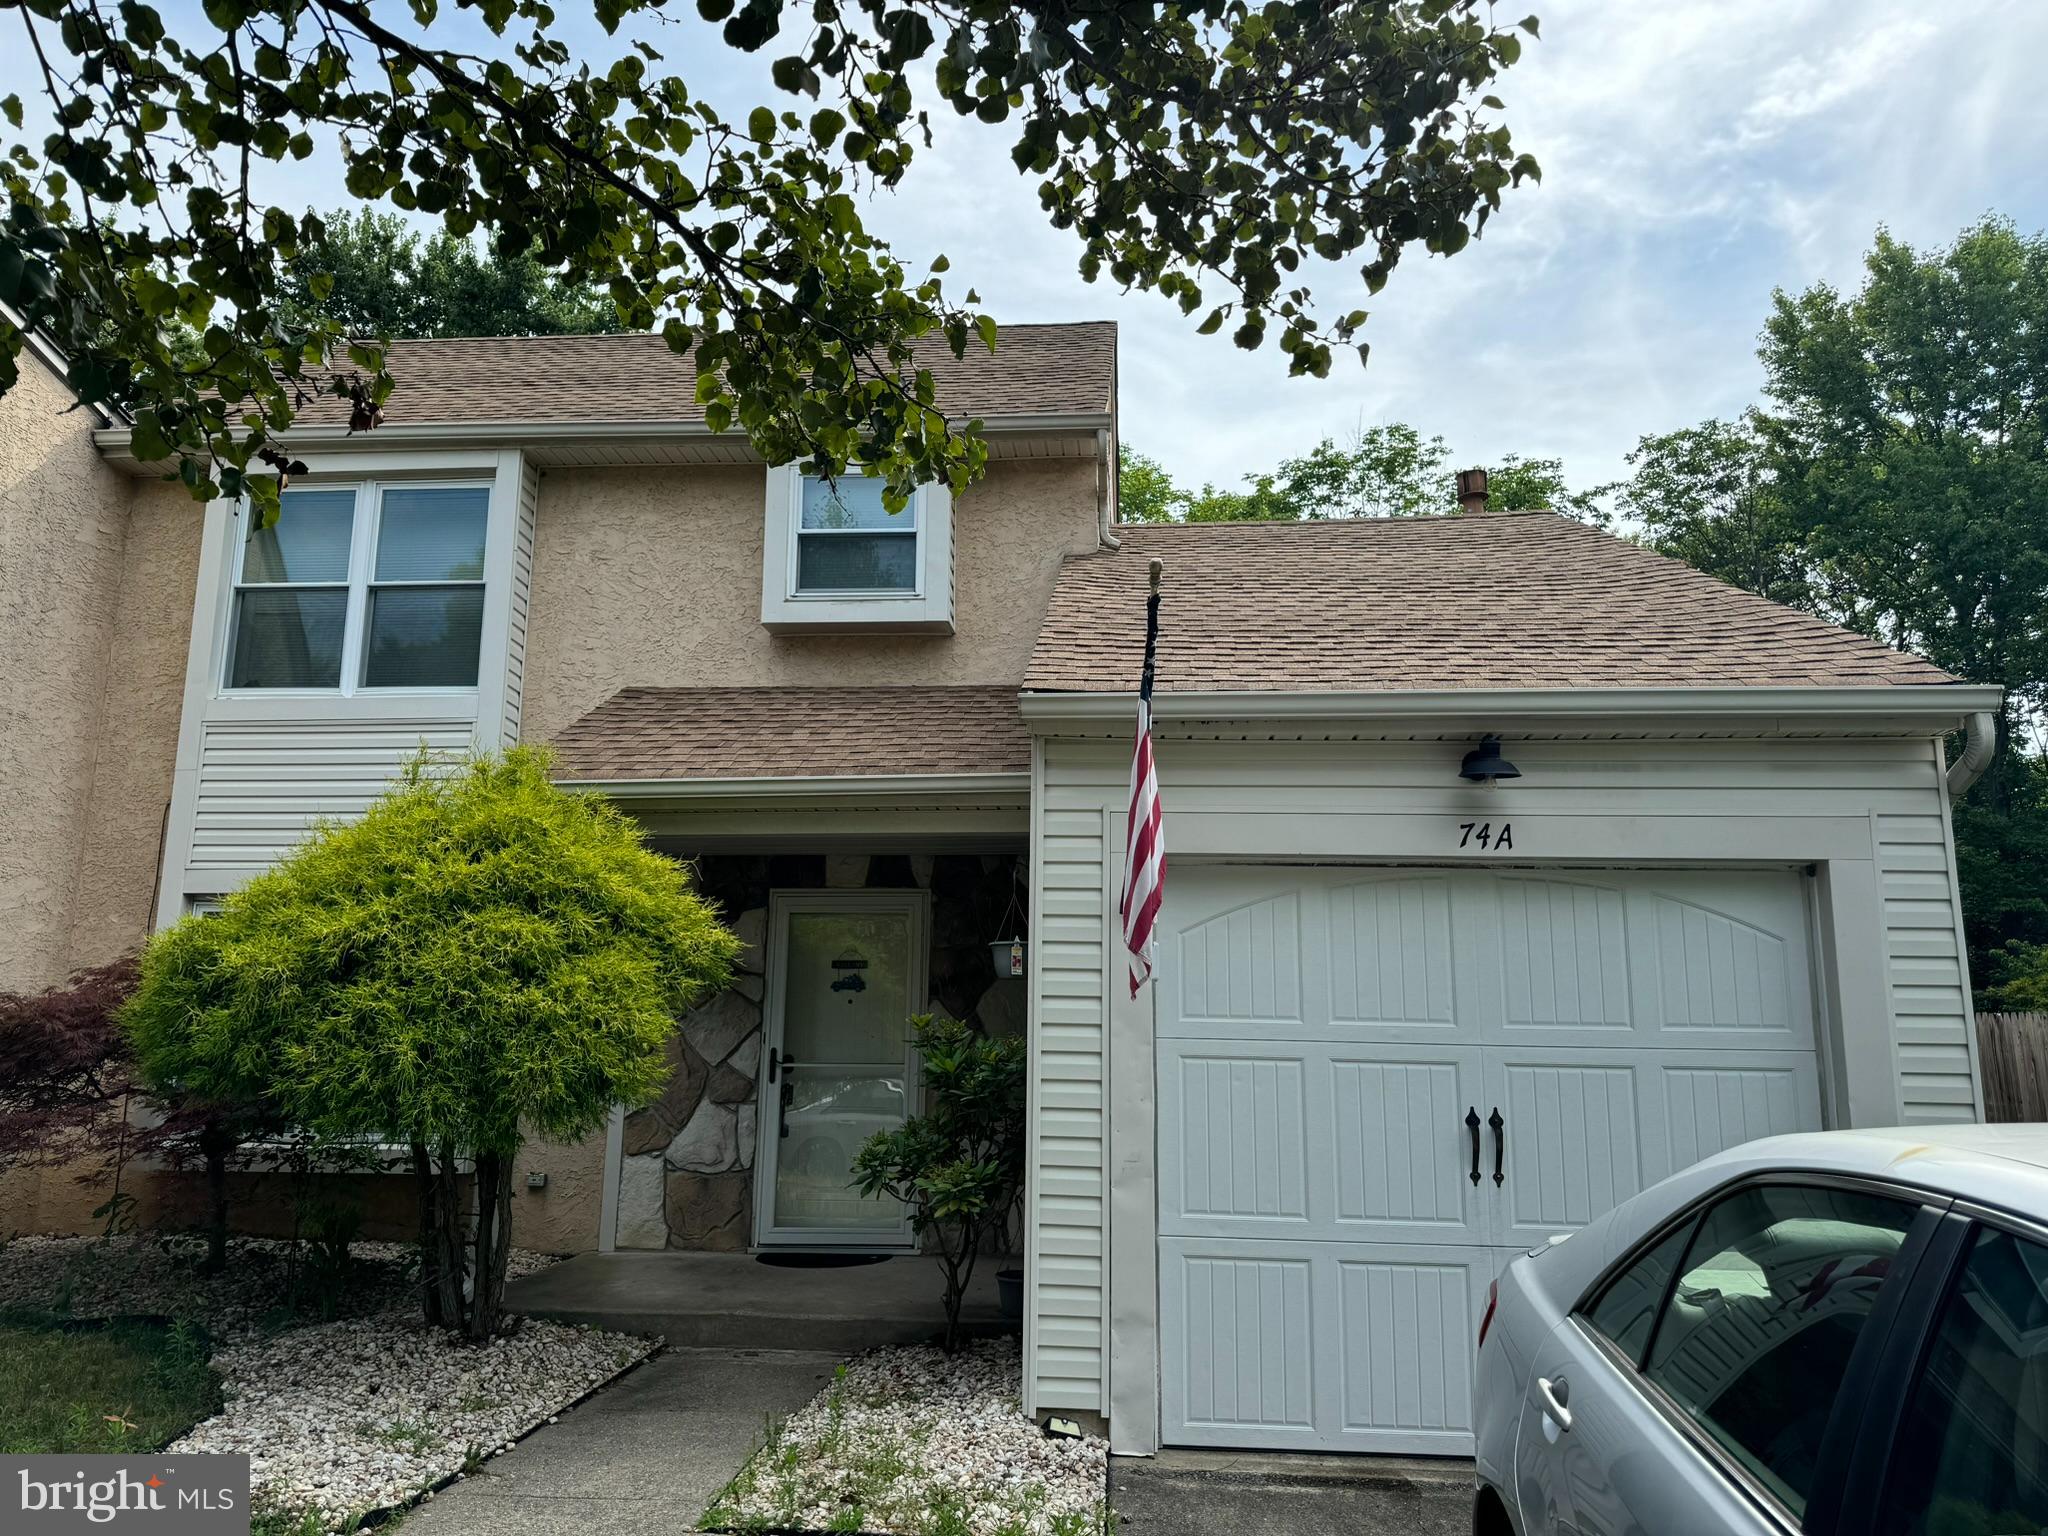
[553,770,1031,801]
[1018,684,2008,727]
[92,411,1115,466]
[1096,426,1120,550]
[1946,710,1998,799]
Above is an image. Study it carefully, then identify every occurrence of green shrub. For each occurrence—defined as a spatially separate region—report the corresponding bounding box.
[125,747,738,1338]
[853,1015,1026,1352]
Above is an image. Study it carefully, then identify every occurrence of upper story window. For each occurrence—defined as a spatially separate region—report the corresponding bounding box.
[226,482,490,692]
[761,465,953,633]
[798,476,918,593]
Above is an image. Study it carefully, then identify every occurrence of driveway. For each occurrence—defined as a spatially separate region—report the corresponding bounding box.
[1110,1449,1471,1536]
[401,1346,838,1536]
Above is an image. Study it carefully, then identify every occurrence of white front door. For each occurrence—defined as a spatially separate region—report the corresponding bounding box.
[753,890,928,1248]
[1156,866,1824,1454]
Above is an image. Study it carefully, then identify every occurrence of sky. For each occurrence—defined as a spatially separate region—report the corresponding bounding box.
[8,1,2048,496]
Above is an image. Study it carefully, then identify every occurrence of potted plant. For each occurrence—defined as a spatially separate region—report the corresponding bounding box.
[853,1014,1026,1352]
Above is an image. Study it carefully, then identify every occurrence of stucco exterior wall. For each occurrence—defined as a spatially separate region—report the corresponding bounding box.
[63,479,204,971]
[519,456,1101,744]
[0,364,133,989]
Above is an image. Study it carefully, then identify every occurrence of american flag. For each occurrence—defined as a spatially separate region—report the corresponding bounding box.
[1120,559,1165,998]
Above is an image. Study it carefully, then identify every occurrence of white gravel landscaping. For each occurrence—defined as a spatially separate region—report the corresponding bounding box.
[0,1235,656,1530]
[704,1338,1108,1536]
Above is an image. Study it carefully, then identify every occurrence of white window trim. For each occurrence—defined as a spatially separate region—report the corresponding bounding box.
[220,477,492,700]
[759,464,954,633]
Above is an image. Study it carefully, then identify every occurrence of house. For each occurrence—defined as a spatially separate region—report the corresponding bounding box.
[0,317,2000,1458]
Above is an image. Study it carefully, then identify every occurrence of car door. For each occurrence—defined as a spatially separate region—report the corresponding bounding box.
[1831,1211,2048,1536]
[1516,1179,1935,1536]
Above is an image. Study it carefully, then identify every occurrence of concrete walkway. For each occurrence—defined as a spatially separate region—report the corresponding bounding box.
[505,1250,1003,1352]
[1109,1449,1472,1536]
[403,1346,838,1536]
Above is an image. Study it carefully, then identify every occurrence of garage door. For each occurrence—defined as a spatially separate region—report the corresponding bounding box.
[1156,866,1822,1454]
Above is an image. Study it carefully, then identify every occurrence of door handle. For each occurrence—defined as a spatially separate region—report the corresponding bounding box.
[1537,1375,1572,1431]
[1465,1107,1482,1186]
[1489,1107,1506,1188]
[767,1046,780,1083]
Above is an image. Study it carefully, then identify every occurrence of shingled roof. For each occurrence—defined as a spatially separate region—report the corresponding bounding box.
[288,322,1116,430]
[1025,515,1960,693]
[550,685,1030,782]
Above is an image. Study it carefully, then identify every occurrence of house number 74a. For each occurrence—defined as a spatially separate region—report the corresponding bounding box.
[1459,821,1513,851]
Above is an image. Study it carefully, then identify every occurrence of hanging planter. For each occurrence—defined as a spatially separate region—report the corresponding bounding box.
[989,936,1027,978]
[988,867,1028,978]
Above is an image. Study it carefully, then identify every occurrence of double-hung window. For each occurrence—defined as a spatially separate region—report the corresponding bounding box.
[796,475,918,593]
[225,482,490,692]
[759,465,953,632]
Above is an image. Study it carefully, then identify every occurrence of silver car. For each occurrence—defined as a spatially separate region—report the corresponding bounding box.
[1474,1124,2048,1536]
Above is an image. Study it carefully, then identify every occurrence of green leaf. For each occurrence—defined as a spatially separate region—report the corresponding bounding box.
[746,105,776,143]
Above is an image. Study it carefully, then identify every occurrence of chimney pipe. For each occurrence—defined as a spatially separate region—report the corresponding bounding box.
[1456,467,1489,515]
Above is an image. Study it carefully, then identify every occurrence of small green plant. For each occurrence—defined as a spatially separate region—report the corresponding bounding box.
[852,1015,1026,1352]
[922,1487,976,1536]
[363,1416,442,1456]
[91,1187,138,1238]
[249,1501,326,1536]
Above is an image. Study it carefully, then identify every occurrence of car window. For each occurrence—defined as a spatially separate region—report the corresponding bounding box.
[1880,1224,2048,1536]
[1584,1218,1697,1364]
[1640,1183,1917,1519]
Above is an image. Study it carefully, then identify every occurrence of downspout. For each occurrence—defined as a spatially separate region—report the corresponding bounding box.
[1096,427,1120,550]
[1947,710,1997,800]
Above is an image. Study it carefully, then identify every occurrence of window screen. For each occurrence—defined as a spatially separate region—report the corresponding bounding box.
[796,475,916,593]
[226,488,355,688]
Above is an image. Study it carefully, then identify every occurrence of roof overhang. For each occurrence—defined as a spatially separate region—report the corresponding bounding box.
[91,412,1113,475]
[556,770,1029,804]
[557,770,1031,850]
[1019,684,2005,736]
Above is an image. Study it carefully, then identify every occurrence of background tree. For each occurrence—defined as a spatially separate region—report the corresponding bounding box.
[1608,217,2048,1001]
[277,209,625,339]
[1608,417,1813,609]
[0,0,1540,521]
[124,748,739,1338]
[1120,424,1602,522]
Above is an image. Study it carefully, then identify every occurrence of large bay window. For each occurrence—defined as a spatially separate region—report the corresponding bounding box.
[226,482,490,692]
[760,465,953,632]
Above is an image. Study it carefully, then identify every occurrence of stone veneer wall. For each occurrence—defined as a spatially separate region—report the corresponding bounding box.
[612,851,1026,1251]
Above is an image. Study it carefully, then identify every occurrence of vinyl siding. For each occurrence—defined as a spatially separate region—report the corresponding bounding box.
[187,717,477,875]
[1029,801,1110,1411]
[1877,809,1980,1121]
[503,458,540,748]
[1027,728,1981,1437]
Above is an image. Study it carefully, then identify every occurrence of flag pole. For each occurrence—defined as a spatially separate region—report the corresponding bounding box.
[1141,558,1163,702]
[1122,558,1166,998]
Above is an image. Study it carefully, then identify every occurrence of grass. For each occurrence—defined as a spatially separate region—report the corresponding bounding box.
[0,1312,222,1454]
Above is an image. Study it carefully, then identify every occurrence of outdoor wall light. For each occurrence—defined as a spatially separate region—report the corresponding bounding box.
[1459,735,1522,785]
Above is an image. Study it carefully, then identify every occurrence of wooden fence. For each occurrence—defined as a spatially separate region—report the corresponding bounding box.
[1976,1012,2048,1122]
